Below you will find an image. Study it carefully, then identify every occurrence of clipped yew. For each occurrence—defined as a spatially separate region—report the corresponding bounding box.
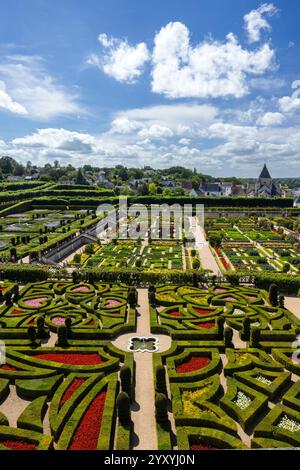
[116,391,131,424]
[120,365,132,398]
[36,316,49,339]
[241,317,251,341]
[224,326,233,347]
[56,325,68,347]
[156,366,167,394]
[155,392,168,423]
[269,283,278,307]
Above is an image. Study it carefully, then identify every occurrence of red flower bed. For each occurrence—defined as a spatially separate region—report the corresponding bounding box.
[176,356,211,373]
[0,439,36,450]
[34,353,104,366]
[194,308,213,315]
[196,322,215,329]
[169,310,180,317]
[0,364,17,371]
[11,309,23,315]
[219,257,228,270]
[60,378,86,407]
[69,391,106,450]
[190,442,217,450]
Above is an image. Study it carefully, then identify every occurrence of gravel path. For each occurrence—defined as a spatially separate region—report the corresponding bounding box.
[131,288,158,450]
[189,216,221,275]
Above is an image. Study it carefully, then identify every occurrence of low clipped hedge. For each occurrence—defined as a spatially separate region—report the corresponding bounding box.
[56,375,117,450]
[166,348,221,383]
[17,396,48,433]
[220,377,269,430]
[0,425,53,450]
[254,404,300,447]
[176,426,247,450]
[282,381,300,412]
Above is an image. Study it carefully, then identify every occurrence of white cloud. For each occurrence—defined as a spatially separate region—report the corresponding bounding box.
[109,104,218,142]
[178,138,191,145]
[138,124,173,140]
[256,111,284,126]
[110,117,141,134]
[114,104,218,128]
[278,80,300,113]
[88,33,149,83]
[151,22,275,99]
[0,81,27,115]
[250,77,286,91]
[6,115,300,176]
[12,128,95,153]
[244,3,278,43]
[0,56,83,120]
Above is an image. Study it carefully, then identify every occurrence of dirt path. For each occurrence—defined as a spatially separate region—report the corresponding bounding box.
[131,289,158,450]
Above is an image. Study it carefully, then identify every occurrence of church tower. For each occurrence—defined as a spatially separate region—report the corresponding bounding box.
[258,163,272,186]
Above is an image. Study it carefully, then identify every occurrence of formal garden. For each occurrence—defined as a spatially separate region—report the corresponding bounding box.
[206,217,300,275]
[71,240,189,272]
[0,277,300,450]
[0,208,98,262]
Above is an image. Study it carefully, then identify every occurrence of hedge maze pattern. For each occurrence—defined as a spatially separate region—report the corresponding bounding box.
[152,285,300,450]
[0,281,135,450]
[0,280,300,450]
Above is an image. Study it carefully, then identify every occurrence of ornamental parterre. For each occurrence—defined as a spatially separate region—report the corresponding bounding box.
[0,278,300,451]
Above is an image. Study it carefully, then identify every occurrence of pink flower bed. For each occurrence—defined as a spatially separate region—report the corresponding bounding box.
[51,316,66,326]
[24,297,48,307]
[69,391,106,450]
[105,299,121,307]
[223,297,237,302]
[214,288,226,293]
[34,353,105,366]
[72,286,90,293]
[176,356,211,374]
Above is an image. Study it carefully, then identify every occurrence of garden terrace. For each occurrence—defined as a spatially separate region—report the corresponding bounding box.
[0,208,99,261]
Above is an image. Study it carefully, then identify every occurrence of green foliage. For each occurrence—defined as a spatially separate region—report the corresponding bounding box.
[269,284,279,307]
[120,365,132,398]
[155,392,168,423]
[156,366,167,394]
[116,392,131,425]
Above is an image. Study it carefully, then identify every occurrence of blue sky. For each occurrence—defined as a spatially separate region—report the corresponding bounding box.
[0,0,299,177]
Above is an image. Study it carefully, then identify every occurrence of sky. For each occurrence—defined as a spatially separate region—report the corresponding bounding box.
[0,0,300,177]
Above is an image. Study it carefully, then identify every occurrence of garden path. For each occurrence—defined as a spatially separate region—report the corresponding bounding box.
[284,296,300,321]
[190,216,221,275]
[131,288,158,450]
[0,385,29,427]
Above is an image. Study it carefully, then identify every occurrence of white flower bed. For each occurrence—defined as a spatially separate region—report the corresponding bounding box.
[234,391,252,410]
[232,309,245,316]
[278,415,300,433]
[256,375,272,386]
